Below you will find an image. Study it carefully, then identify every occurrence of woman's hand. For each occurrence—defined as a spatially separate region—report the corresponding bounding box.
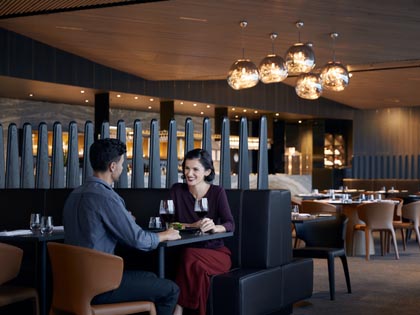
[200,218,226,233]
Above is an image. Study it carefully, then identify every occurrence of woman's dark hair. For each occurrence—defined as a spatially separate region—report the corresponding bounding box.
[89,138,127,172]
[181,148,215,182]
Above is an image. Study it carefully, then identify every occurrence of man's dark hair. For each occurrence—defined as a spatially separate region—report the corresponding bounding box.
[181,148,215,182]
[89,138,127,172]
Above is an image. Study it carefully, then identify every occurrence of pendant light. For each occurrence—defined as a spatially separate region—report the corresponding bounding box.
[285,21,316,75]
[259,32,288,84]
[227,21,260,90]
[295,72,323,100]
[320,32,350,91]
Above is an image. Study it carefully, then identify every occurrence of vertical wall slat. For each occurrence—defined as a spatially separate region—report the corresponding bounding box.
[51,122,65,188]
[115,120,128,188]
[184,118,194,155]
[385,156,391,178]
[36,122,49,188]
[101,122,110,139]
[202,117,211,153]
[20,123,34,188]
[166,119,178,188]
[82,121,94,183]
[238,117,249,189]
[257,116,268,189]
[0,124,4,188]
[148,119,161,188]
[6,123,19,188]
[66,121,79,188]
[131,119,144,188]
[219,117,231,189]
[391,155,396,178]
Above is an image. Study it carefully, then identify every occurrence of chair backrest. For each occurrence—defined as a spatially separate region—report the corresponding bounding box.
[357,202,395,229]
[387,197,403,221]
[301,200,337,215]
[402,200,420,226]
[0,242,23,285]
[295,214,348,248]
[47,242,123,315]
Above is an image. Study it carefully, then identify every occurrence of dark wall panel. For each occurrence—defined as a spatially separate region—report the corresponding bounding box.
[33,41,55,82]
[9,32,32,78]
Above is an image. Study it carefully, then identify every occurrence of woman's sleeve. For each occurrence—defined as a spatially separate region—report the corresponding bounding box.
[217,188,235,232]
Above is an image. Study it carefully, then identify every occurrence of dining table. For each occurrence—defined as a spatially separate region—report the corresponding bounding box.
[0,228,65,315]
[314,198,398,256]
[157,230,233,278]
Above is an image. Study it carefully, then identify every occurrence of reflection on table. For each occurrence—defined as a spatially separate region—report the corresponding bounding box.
[157,231,233,278]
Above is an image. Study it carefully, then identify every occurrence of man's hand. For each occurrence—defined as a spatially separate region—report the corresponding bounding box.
[158,228,181,242]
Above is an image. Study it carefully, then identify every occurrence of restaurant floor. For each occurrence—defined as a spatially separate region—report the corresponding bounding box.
[292,233,420,315]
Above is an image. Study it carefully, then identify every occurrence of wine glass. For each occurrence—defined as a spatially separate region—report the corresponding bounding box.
[159,200,174,229]
[30,213,41,234]
[40,216,54,235]
[195,197,209,219]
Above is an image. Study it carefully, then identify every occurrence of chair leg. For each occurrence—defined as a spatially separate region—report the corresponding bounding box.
[327,254,335,300]
[32,294,40,315]
[365,229,370,261]
[389,229,400,260]
[414,226,420,249]
[400,229,406,251]
[339,255,352,294]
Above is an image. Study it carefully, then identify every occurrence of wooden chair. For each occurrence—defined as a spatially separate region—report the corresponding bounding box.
[393,201,420,250]
[47,242,156,315]
[293,214,351,300]
[0,242,39,315]
[353,202,399,260]
[388,198,408,250]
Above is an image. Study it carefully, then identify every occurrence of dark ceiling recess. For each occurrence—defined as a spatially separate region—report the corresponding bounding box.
[0,0,167,19]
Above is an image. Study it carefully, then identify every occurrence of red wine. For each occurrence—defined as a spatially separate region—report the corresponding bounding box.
[195,210,208,219]
[160,213,174,224]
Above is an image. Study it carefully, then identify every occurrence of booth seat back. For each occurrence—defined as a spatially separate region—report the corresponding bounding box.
[0,189,46,231]
[223,189,243,269]
[45,189,73,226]
[240,189,292,268]
[115,188,171,228]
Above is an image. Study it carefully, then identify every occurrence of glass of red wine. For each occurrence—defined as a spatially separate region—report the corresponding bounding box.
[194,198,209,234]
[195,198,209,218]
[159,199,174,229]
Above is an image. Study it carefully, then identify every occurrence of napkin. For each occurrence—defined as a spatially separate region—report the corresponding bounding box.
[0,229,33,236]
[53,226,65,232]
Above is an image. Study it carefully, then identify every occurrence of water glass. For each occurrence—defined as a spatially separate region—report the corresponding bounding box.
[40,216,54,235]
[291,205,299,219]
[30,213,41,234]
[148,217,162,229]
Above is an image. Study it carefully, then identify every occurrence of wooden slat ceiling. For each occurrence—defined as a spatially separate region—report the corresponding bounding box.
[0,0,165,19]
[0,0,420,111]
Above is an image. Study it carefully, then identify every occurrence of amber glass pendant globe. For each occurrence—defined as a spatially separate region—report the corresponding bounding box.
[259,54,288,84]
[321,61,350,91]
[227,59,260,90]
[295,73,323,100]
[285,43,316,75]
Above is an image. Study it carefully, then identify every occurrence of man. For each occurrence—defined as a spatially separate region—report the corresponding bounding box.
[63,138,181,315]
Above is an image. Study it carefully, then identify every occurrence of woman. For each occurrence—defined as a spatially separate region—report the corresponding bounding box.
[170,148,235,315]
